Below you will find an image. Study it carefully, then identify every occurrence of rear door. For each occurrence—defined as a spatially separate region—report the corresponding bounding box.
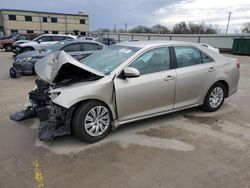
[114,47,176,122]
[173,46,216,108]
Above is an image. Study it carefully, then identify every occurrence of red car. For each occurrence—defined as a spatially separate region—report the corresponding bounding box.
[0,33,40,52]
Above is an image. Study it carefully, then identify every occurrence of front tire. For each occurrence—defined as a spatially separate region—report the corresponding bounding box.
[72,101,112,143]
[203,82,226,112]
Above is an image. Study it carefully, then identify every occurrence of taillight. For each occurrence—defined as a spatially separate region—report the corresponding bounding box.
[236,60,240,69]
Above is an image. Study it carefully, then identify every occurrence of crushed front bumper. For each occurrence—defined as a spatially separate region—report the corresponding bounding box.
[37,103,75,141]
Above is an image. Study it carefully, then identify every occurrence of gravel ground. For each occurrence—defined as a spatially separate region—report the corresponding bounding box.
[0,50,250,188]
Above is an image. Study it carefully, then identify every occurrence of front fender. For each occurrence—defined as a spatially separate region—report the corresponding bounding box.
[51,77,117,119]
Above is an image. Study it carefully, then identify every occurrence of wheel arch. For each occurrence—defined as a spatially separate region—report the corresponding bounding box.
[22,46,35,51]
[65,98,116,129]
[216,80,229,98]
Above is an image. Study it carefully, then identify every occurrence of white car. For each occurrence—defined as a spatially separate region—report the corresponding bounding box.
[199,43,220,53]
[17,34,77,53]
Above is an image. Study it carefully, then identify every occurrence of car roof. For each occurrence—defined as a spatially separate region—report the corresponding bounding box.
[117,40,198,49]
[65,39,106,46]
[40,34,77,38]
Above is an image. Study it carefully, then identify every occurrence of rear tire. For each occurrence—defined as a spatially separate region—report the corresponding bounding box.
[202,82,226,112]
[72,100,112,143]
[4,44,13,52]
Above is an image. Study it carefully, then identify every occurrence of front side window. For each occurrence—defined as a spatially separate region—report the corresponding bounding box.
[81,45,140,75]
[129,47,171,75]
[52,31,58,34]
[62,43,81,52]
[25,16,32,22]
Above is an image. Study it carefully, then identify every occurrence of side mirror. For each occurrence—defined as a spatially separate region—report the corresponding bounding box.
[37,39,42,44]
[123,67,140,78]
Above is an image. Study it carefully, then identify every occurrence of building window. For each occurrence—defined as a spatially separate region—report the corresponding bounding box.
[51,17,57,23]
[8,15,16,21]
[27,30,34,34]
[10,29,18,33]
[44,30,49,34]
[43,17,47,22]
[25,16,32,22]
[80,31,86,36]
[80,19,85,24]
[52,31,58,34]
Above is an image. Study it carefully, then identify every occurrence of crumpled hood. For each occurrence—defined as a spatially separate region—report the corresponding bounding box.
[34,51,105,85]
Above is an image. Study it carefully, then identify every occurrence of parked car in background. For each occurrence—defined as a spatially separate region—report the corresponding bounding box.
[96,37,116,46]
[80,36,98,41]
[15,40,239,142]
[0,33,18,40]
[0,33,40,52]
[15,34,77,53]
[12,39,105,75]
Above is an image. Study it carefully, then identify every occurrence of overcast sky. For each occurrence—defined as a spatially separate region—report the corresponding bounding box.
[1,0,250,33]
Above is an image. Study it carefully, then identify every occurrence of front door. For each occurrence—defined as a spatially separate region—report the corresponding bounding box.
[114,47,176,122]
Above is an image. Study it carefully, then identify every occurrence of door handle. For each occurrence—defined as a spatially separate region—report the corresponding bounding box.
[208,67,215,72]
[164,75,175,81]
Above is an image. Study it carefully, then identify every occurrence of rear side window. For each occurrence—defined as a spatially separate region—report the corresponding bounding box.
[174,46,202,68]
[38,36,53,42]
[83,43,99,51]
[98,44,103,50]
[201,52,214,63]
[62,43,81,52]
[53,36,64,41]
[129,47,170,75]
[174,46,214,68]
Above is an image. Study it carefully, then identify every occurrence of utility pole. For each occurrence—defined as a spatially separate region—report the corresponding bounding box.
[226,11,232,34]
[125,23,128,32]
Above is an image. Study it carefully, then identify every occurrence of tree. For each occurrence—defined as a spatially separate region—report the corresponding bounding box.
[152,24,170,34]
[129,26,152,33]
[204,25,217,34]
[172,22,190,34]
[189,23,205,34]
[241,22,250,33]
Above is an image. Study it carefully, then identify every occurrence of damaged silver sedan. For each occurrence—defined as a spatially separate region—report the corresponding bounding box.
[11,41,240,143]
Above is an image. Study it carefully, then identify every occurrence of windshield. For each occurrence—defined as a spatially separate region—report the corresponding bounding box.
[44,41,69,52]
[80,45,140,75]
